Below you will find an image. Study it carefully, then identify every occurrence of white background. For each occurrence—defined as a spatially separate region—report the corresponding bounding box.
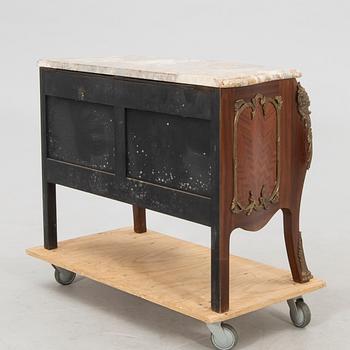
[1,1,349,349]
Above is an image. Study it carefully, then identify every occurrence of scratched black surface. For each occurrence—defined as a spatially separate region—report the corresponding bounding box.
[41,68,219,228]
[46,96,115,173]
[126,109,211,197]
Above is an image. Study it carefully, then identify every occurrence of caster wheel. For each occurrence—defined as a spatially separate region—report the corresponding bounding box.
[288,298,311,328]
[207,322,238,350]
[53,265,76,285]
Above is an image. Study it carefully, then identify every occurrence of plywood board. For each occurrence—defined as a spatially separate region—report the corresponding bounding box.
[26,228,325,323]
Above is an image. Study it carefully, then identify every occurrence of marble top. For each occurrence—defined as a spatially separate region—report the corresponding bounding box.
[38,56,301,88]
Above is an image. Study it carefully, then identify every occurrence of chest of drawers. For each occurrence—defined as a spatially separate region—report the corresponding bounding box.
[38,58,315,314]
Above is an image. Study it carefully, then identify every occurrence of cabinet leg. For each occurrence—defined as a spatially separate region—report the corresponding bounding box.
[132,205,147,233]
[211,226,230,313]
[43,182,57,249]
[282,208,313,283]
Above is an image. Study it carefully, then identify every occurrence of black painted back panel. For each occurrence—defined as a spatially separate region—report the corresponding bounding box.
[126,109,211,196]
[41,68,220,225]
[46,96,115,173]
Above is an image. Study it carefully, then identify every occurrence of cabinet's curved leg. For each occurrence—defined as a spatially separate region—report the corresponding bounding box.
[282,208,312,283]
[132,205,147,233]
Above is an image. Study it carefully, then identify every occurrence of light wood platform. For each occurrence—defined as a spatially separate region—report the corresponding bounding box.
[26,228,325,323]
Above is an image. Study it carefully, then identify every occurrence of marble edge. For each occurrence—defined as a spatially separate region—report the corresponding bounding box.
[37,59,302,88]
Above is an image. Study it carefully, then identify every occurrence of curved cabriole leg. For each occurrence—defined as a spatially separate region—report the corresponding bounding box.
[283,208,313,283]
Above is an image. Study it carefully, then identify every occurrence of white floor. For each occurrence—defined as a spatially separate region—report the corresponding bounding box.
[1,197,348,350]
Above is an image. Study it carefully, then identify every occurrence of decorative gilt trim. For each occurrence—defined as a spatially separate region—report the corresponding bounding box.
[297,234,313,281]
[231,94,282,216]
[296,82,313,169]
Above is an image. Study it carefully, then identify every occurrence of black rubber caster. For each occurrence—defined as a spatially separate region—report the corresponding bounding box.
[52,265,76,285]
[287,297,311,328]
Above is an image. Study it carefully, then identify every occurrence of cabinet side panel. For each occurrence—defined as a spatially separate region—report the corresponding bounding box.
[220,81,286,232]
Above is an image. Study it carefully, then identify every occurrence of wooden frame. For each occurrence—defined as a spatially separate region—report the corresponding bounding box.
[40,68,313,314]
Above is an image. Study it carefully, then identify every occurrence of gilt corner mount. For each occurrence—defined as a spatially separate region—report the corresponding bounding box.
[296,82,313,169]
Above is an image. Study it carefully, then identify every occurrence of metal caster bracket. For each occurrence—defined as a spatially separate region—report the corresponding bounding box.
[207,322,238,350]
[287,296,311,328]
[52,265,76,285]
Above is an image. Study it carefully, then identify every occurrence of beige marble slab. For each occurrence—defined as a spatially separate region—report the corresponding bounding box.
[38,56,301,88]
